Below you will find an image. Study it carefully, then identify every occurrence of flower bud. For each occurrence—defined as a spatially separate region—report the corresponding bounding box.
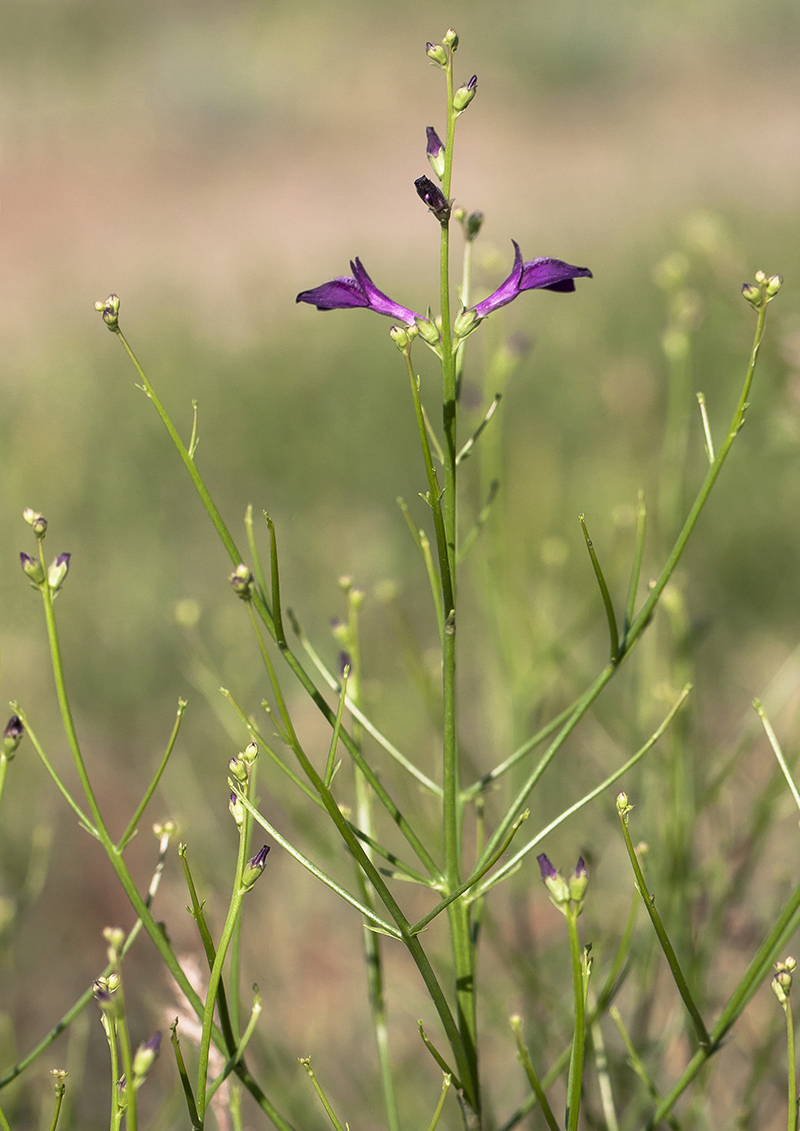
[741,282,761,307]
[229,791,244,827]
[229,756,248,784]
[616,791,633,818]
[443,29,459,49]
[426,127,446,180]
[242,742,258,767]
[453,75,477,113]
[2,716,24,759]
[426,42,447,66]
[414,176,451,223]
[48,552,71,594]
[453,308,479,340]
[95,294,120,330]
[465,211,484,241]
[568,857,589,902]
[390,324,411,351]
[93,975,121,1015]
[766,273,783,296]
[230,563,254,600]
[537,854,570,905]
[22,509,47,537]
[132,1033,161,1083]
[19,552,44,586]
[772,958,796,1005]
[415,313,442,346]
[241,844,271,892]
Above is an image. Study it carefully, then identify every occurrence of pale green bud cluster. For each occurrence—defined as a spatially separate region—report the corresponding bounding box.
[230,562,255,600]
[23,508,47,537]
[229,742,258,826]
[772,956,796,1006]
[742,271,783,309]
[95,293,121,330]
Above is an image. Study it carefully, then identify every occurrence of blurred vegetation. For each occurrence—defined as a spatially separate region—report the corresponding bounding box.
[2,1,800,1128]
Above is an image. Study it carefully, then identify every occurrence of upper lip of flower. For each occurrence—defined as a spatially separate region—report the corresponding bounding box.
[296,259,420,325]
[471,240,592,320]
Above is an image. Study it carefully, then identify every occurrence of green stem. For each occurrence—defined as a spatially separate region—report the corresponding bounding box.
[617,803,710,1048]
[117,699,186,850]
[196,825,250,1122]
[564,910,586,1131]
[787,997,797,1131]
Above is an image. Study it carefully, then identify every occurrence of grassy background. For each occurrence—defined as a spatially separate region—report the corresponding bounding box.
[2,1,800,1127]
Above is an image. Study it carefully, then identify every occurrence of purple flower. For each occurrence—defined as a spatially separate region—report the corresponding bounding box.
[297,259,419,326]
[472,241,592,320]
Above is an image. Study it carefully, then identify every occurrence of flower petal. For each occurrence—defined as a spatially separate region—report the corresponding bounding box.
[296,275,369,311]
[471,240,524,318]
[520,257,593,293]
[351,258,420,324]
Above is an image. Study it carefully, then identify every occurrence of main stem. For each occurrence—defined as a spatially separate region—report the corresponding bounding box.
[438,49,480,1121]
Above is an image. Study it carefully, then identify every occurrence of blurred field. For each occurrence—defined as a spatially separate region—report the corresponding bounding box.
[2,1,800,1127]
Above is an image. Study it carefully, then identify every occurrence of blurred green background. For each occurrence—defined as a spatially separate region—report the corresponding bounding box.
[3,0,800,1127]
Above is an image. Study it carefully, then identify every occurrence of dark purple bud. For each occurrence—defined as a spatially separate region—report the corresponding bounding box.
[575,856,587,878]
[415,176,451,223]
[426,126,444,159]
[426,127,446,179]
[297,259,419,325]
[3,715,24,759]
[537,853,556,880]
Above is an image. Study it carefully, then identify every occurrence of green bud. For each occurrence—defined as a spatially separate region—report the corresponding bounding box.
[47,552,71,594]
[230,563,254,600]
[616,791,633,818]
[453,308,479,340]
[465,210,484,241]
[390,324,411,351]
[95,294,121,330]
[19,553,45,586]
[22,509,47,537]
[766,273,783,296]
[568,858,589,903]
[453,75,477,113]
[241,845,270,892]
[229,791,244,827]
[426,42,447,66]
[415,314,441,346]
[443,29,458,49]
[132,1033,161,1083]
[772,958,795,1005]
[242,742,258,767]
[229,756,248,784]
[741,282,761,307]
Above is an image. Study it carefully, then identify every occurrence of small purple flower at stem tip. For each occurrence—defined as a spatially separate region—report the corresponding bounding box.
[537,853,556,881]
[472,241,592,321]
[19,552,44,585]
[297,259,420,326]
[415,175,451,223]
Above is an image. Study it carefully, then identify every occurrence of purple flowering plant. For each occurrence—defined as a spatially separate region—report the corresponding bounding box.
[1,22,792,1131]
